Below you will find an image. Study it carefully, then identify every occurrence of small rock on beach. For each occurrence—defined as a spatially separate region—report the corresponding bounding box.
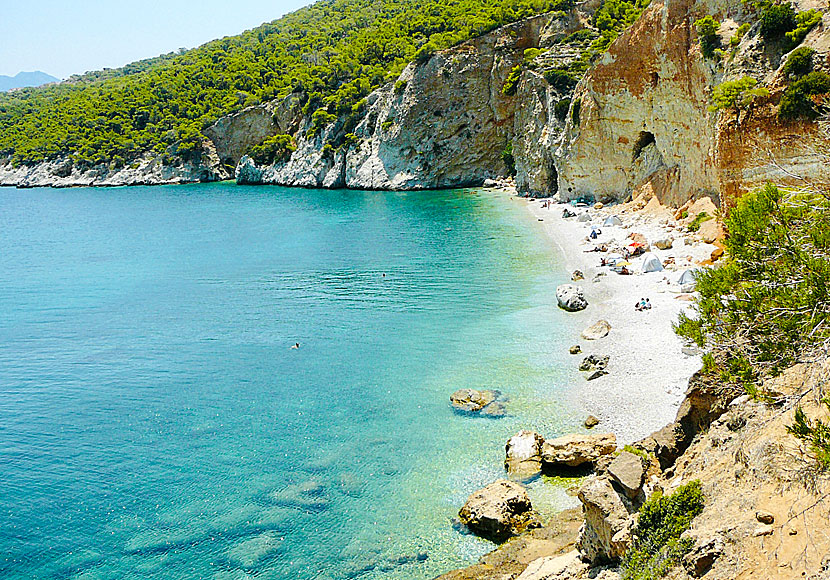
[581,320,611,340]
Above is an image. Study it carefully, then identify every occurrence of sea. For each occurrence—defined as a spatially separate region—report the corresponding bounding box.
[0,183,583,580]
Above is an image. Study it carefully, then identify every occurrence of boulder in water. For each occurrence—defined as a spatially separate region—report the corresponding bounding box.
[504,430,545,481]
[458,479,542,542]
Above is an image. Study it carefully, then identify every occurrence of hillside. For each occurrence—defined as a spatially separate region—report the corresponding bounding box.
[0,0,570,170]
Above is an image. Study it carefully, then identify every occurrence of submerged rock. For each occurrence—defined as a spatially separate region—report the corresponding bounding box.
[458,479,542,542]
[450,389,507,417]
[556,284,588,312]
[542,433,617,468]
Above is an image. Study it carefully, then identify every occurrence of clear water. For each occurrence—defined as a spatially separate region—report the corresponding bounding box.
[0,183,582,580]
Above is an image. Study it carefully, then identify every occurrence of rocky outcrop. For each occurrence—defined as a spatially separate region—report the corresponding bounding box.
[458,480,543,542]
[576,476,637,564]
[505,430,546,481]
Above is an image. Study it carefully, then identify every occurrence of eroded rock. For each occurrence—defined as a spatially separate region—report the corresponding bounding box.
[579,354,609,372]
[542,433,617,468]
[607,452,646,499]
[505,430,545,481]
[458,480,542,542]
[557,284,588,312]
[576,476,635,564]
[450,389,506,417]
[581,320,611,340]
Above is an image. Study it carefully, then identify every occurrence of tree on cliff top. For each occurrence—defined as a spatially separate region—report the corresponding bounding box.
[0,0,571,169]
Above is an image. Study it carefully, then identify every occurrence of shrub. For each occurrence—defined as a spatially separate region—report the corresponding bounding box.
[554,98,572,121]
[783,46,815,79]
[571,97,582,126]
[786,9,822,47]
[621,481,704,580]
[502,64,523,96]
[394,80,408,94]
[789,402,830,468]
[308,108,336,137]
[687,211,713,231]
[544,68,579,93]
[502,141,516,176]
[248,134,296,165]
[761,2,797,40]
[675,184,830,392]
[709,76,769,113]
[694,15,721,57]
[778,71,830,120]
[730,22,752,46]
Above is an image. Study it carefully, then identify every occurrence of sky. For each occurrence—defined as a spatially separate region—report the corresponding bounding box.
[0,0,310,79]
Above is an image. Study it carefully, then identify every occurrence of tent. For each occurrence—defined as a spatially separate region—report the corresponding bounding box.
[640,252,664,273]
[678,269,700,291]
[603,215,623,227]
[577,212,592,222]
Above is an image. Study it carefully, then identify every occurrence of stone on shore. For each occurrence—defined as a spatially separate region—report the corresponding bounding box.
[541,433,617,468]
[505,430,545,481]
[579,354,609,372]
[556,284,588,312]
[581,320,611,340]
[571,270,584,281]
[607,452,646,499]
[586,370,608,381]
[569,345,582,355]
[458,480,542,542]
[654,238,673,250]
[584,415,600,428]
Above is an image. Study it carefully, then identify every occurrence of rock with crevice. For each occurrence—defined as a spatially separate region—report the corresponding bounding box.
[576,476,636,564]
[458,479,542,542]
[505,430,546,481]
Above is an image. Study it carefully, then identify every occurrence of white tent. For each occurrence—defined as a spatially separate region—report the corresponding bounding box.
[678,269,700,286]
[640,252,664,273]
[577,213,592,222]
[603,215,623,227]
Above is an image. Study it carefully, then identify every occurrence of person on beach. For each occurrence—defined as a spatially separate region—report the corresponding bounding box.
[645,298,652,310]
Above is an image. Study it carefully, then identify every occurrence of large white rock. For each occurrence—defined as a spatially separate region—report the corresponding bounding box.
[556,284,588,312]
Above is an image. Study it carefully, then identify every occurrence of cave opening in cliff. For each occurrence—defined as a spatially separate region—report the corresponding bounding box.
[632,131,656,161]
[549,161,559,195]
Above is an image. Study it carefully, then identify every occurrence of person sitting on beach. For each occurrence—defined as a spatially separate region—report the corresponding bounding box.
[620,266,631,275]
[645,298,652,310]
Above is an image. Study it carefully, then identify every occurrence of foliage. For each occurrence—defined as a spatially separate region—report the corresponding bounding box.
[248,134,296,164]
[709,77,769,117]
[786,9,822,47]
[730,23,752,47]
[502,63,524,96]
[502,141,517,176]
[554,98,572,121]
[674,184,830,393]
[544,69,580,93]
[783,46,815,79]
[394,80,408,94]
[572,97,582,126]
[694,15,721,58]
[0,0,572,167]
[789,401,830,469]
[687,211,713,232]
[621,481,704,580]
[593,0,653,46]
[761,2,797,40]
[779,71,830,120]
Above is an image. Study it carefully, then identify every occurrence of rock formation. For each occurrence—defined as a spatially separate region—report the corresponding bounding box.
[458,479,543,542]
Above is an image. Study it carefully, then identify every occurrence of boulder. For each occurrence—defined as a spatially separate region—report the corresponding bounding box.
[756,510,774,524]
[581,320,611,340]
[654,238,673,250]
[586,370,608,381]
[481,401,507,418]
[483,178,500,188]
[571,269,584,281]
[458,480,542,542]
[635,422,687,470]
[584,415,600,428]
[579,354,609,372]
[569,345,582,355]
[698,219,721,244]
[542,433,617,468]
[576,476,635,564]
[505,430,545,481]
[682,533,725,577]
[556,284,588,312]
[515,551,589,580]
[607,452,646,499]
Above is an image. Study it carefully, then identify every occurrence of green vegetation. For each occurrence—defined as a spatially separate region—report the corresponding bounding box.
[0,0,573,168]
[554,98,572,121]
[789,401,830,469]
[544,69,580,92]
[709,77,769,121]
[622,444,651,461]
[675,184,830,394]
[782,46,815,79]
[502,141,517,176]
[786,9,822,47]
[778,71,830,120]
[572,97,582,126]
[502,64,524,96]
[248,134,296,164]
[694,15,721,58]
[621,481,704,580]
[394,80,408,94]
[730,23,751,47]
[687,211,713,232]
[750,0,820,49]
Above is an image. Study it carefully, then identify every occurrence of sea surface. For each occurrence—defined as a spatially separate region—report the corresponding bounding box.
[0,183,582,580]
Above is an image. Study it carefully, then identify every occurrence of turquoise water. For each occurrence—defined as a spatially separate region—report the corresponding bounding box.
[0,183,581,580]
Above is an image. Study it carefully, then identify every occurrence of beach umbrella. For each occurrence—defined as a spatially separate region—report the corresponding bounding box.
[603,216,623,226]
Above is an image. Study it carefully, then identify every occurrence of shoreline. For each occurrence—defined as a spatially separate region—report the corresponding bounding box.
[522,195,716,444]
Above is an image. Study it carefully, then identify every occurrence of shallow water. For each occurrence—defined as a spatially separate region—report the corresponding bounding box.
[0,183,582,580]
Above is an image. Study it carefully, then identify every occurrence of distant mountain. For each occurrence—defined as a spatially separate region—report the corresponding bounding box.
[0,71,60,92]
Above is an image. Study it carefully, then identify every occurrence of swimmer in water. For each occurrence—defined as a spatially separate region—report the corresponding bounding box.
[291,343,300,349]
